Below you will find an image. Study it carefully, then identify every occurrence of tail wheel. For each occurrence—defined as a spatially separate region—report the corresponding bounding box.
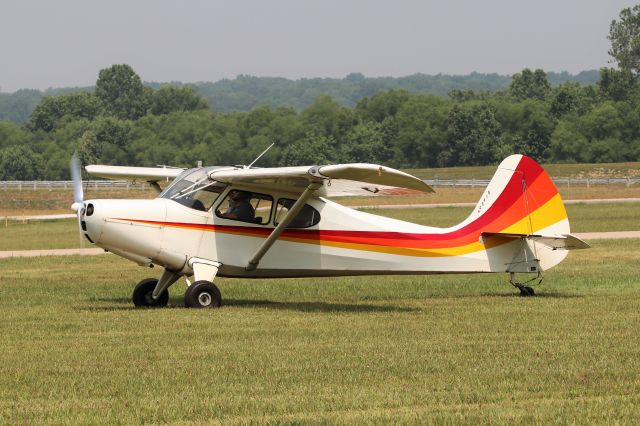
[132,278,169,307]
[184,280,222,308]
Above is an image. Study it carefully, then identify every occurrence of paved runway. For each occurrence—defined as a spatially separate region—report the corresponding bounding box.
[0,248,105,258]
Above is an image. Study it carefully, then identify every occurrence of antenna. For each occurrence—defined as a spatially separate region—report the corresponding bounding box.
[246,143,275,169]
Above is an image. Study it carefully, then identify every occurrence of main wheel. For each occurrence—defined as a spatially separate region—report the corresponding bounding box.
[132,278,169,307]
[184,280,222,308]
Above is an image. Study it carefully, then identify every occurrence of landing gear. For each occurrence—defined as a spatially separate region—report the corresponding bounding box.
[509,272,542,297]
[132,278,169,307]
[132,269,180,308]
[184,280,222,308]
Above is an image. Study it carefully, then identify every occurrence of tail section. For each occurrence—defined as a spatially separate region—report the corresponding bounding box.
[455,155,587,272]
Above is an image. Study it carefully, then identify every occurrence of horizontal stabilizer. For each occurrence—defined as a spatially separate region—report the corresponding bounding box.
[481,232,590,250]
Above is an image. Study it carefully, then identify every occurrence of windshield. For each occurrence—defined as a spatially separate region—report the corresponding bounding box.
[160,168,226,211]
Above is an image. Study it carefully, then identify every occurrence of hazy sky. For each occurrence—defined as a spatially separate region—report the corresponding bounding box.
[0,0,637,92]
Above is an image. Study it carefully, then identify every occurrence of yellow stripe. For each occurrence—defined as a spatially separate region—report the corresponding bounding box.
[279,235,487,257]
[500,194,567,235]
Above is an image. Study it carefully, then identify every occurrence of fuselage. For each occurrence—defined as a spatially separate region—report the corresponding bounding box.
[81,186,568,279]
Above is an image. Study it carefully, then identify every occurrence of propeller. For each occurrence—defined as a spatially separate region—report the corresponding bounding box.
[70,152,84,250]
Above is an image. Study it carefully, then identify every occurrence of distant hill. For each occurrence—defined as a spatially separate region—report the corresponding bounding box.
[0,71,600,123]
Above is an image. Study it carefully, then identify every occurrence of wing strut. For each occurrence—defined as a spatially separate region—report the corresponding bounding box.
[245,182,322,271]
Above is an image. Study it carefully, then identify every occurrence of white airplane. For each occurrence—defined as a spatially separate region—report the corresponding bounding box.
[71,153,589,308]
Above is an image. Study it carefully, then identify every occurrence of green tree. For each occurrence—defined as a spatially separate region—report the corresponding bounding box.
[550,83,590,118]
[608,5,640,76]
[0,89,43,123]
[597,67,636,101]
[448,89,478,103]
[0,145,43,180]
[394,95,450,167]
[580,102,623,141]
[95,64,150,120]
[444,104,507,166]
[91,117,131,148]
[517,100,555,161]
[280,131,336,166]
[355,90,410,122]
[302,95,355,140]
[549,119,588,162]
[27,92,102,132]
[241,106,275,140]
[0,121,29,149]
[509,68,551,101]
[150,86,209,115]
[340,121,392,163]
[584,138,628,163]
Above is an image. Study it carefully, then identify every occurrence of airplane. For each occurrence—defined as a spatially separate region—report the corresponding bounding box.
[70,153,590,308]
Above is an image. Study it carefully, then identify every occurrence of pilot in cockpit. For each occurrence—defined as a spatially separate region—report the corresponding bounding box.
[219,190,255,221]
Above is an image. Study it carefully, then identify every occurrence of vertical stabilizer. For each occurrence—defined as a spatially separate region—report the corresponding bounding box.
[457,154,569,237]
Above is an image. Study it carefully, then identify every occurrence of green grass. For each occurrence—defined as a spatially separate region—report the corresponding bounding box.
[2,202,639,251]
[0,219,80,250]
[0,239,639,423]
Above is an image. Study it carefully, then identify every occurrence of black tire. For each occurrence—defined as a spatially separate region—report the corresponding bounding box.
[518,285,535,297]
[184,280,222,308]
[132,278,169,307]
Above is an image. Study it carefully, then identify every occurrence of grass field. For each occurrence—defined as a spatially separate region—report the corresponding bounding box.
[0,239,639,423]
[2,202,639,251]
[1,162,638,423]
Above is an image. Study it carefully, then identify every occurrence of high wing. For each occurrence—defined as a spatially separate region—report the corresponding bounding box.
[85,165,185,183]
[208,163,434,197]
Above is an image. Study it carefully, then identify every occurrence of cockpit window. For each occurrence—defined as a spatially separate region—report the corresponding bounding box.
[160,168,226,211]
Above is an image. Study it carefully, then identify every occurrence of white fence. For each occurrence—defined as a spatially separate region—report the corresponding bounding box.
[1,180,152,190]
[424,177,639,188]
[1,177,639,190]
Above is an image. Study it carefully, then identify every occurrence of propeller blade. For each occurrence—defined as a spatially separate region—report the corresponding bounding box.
[70,152,85,251]
[70,152,84,211]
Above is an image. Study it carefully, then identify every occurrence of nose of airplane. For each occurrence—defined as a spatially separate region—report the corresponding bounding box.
[81,201,103,244]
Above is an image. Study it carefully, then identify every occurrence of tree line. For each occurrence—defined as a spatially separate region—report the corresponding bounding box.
[0,5,639,180]
[0,72,600,124]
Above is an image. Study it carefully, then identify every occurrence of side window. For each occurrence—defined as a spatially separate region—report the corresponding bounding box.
[216,190,273,224]
[275,198,320,228]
